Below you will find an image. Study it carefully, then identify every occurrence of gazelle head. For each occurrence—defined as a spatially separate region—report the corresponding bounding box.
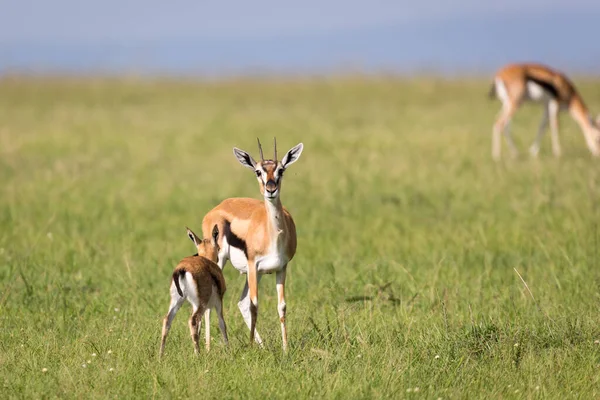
[233,138,304,201]
[186,225,219,262]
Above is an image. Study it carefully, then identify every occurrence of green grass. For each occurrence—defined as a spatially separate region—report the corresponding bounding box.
[1,75,600,399]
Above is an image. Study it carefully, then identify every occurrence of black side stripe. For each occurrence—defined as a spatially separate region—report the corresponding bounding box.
[525,75,559,99]
[224,220,248,258]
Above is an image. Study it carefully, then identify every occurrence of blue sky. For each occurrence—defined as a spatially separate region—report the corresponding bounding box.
[1,1,598,75]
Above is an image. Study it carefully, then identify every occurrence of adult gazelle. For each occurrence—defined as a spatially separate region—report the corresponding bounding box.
[203,139,303,351]
[489,63,600,160]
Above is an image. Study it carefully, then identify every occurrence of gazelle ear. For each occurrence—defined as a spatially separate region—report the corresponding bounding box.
[281,143,304,168]
[233,148,257,170]
[211,224,219,246]
[186,227,201,246]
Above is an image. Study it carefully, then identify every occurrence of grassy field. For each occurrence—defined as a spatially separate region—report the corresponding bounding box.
[1,75,600,399]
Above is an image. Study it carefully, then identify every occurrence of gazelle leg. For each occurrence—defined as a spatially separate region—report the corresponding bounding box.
[188,305,205,355]
[493,103,517,161]
[214,295,229,347]
[276,266,288,352]
[503,121,519,158]
[548,100,561,157]
[159,287,185,358]
[204,308,211,351]
[529,107,549,156]
[202,251,227,351]
[238,275,263,345]
[247,260,259,345]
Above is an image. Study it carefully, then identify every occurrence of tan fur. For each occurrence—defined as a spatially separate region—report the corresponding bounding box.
[159,226,228,358]
[496,63,578,105]
[201,141,303,351]
[490,63,600,159]
[202,197,297,261]
[174,256,226,300]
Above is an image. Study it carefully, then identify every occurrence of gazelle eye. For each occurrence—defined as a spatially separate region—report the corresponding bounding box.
[278,169,284,176]
[255,170,261,177]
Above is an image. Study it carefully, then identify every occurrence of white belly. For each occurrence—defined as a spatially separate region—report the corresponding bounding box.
[220,235,249,273]
[526,81,551,102]
[229,246,248,273]
[255,251,288,274]
[220,236,287,274]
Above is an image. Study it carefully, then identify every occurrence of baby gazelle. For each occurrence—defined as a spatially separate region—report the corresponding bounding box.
[159,226,228,358]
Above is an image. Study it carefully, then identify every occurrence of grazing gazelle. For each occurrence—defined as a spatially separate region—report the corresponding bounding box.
[489,63,600,160]
[202,139,303,351]
[159,225,228,358]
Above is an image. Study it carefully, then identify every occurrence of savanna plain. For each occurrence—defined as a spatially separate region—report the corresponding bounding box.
[1,76,600,399]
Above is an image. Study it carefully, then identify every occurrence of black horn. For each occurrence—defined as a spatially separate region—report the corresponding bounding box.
[257,138,265,161]
[274,137,277,162]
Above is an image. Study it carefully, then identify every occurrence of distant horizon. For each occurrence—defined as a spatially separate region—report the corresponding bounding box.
[2,2,599,77]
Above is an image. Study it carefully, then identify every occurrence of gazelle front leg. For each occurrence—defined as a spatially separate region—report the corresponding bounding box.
[247,259,259,345]
[202,250,227,351]
[204,309,211,351]
[529,107,549,157]
[276,266,288,352]
[548,100,561,157]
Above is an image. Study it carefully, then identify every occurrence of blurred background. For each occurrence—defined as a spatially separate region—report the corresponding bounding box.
[1,0,599,77]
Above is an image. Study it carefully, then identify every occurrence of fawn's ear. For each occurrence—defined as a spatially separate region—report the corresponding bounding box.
[211,224,219,246]
[186,227,201,246]
[233,147,257,170]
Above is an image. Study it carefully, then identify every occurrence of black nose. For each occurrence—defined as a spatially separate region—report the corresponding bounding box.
[266,180,277,193]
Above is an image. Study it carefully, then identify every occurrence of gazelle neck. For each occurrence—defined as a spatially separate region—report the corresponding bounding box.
[569,99,600,155]
[264,196,285,237]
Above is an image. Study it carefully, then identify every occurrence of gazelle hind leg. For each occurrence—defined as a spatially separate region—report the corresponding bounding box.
[237,277,264,346]
[503,120,519,158]
[159,286,185,358]
[189,305,205,355]
[492,103,517,161]
[214,294,229,346]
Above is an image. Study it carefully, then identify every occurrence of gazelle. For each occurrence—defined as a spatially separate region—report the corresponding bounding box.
[159,225,228,358]
[489,63,600,160]
[202,139,303,351]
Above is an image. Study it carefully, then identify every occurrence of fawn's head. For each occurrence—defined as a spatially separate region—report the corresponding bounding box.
[233,138,303,201]
[186,225,219,262]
